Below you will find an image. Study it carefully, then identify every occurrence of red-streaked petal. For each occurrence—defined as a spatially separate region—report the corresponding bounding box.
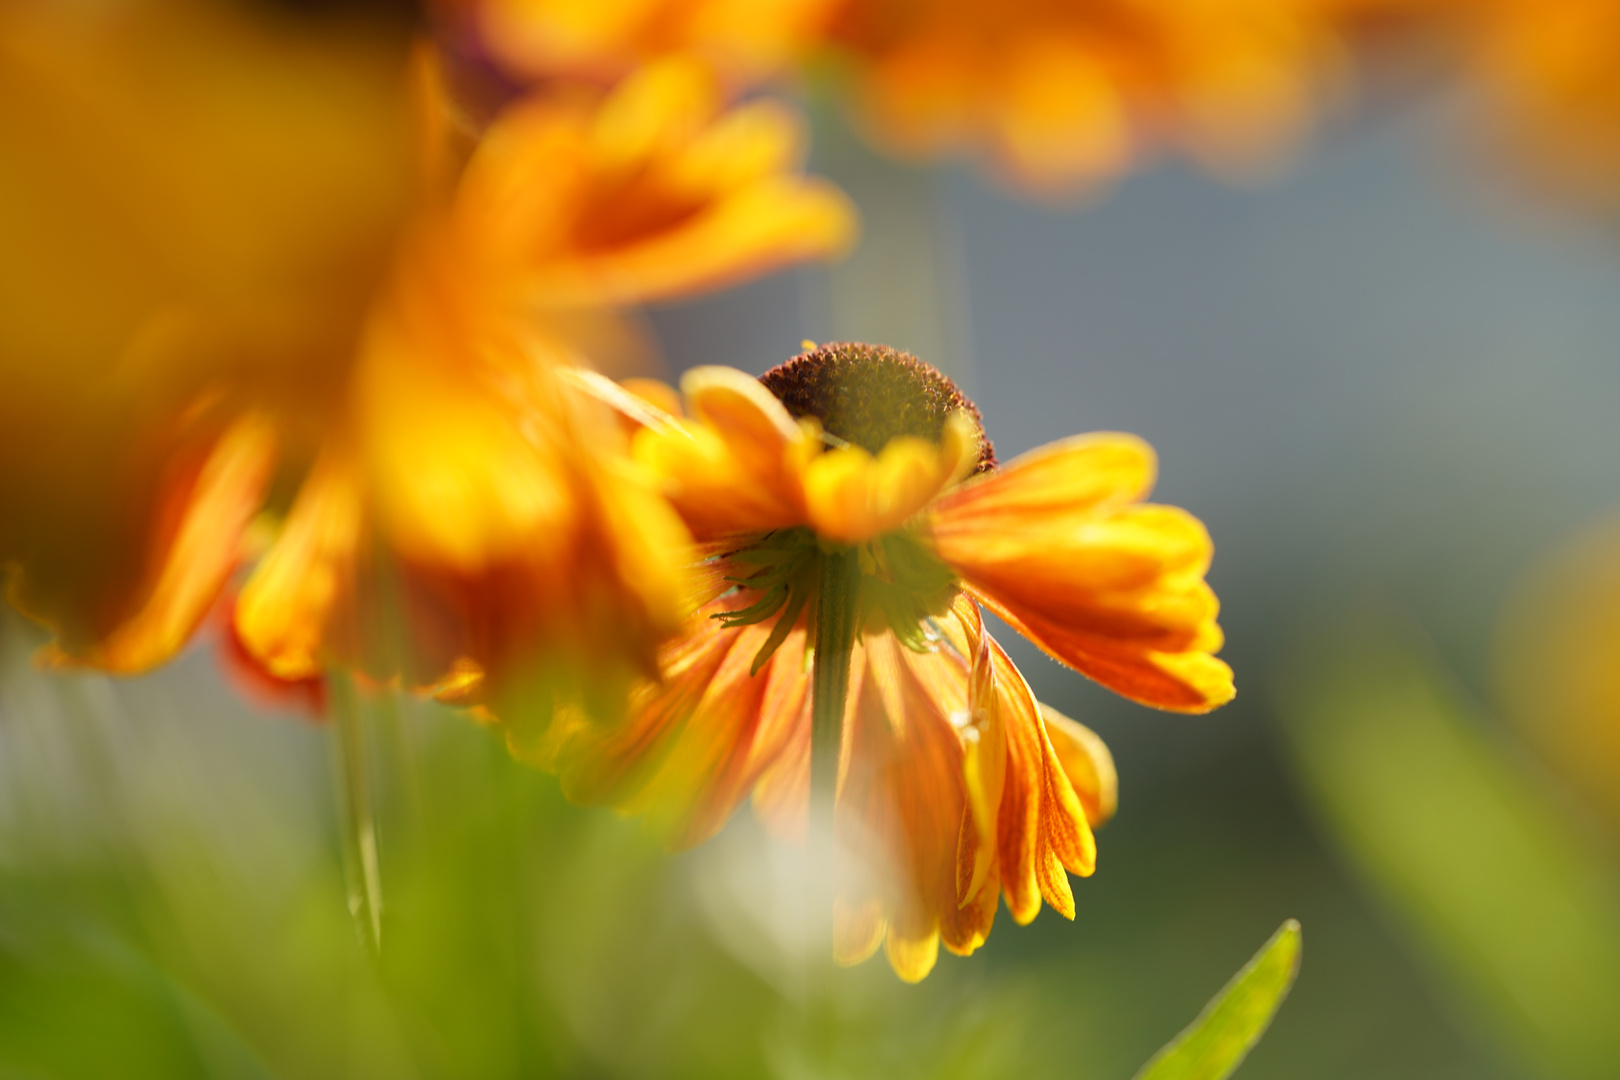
[974,586,1235,714]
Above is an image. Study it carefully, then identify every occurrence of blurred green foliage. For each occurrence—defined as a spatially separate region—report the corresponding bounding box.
[0,613,1054,1080]
[1277,606,1620,1080]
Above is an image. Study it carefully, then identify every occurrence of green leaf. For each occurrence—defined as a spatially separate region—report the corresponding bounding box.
[1131,920,1302,1080]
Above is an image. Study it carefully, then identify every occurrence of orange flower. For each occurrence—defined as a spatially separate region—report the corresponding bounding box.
[1,0,857,715]
[823,0,1335,194]
[1466,0,1620,209]
[521,343,1231,980]
[445,0,841,88]
[0,0,414,673]
[1311,0,1620,208]
[232,55,857,712]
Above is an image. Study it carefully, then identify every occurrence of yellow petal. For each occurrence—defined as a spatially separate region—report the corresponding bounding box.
[636,366,814,538]
[235,449,362,682]
[834,896,886,967]
[684,365,802,446]
[884,928,941,983]
[356,316,580,572]
[805,415,973,543]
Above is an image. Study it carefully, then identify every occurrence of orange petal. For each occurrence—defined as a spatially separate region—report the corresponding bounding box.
[930,433,1156,525]
[548,588,806,849]
[44,413,277,674]
[954,595,1098,921]
[636,366,816,539]
[932,434,1231,712]
[941,808,999,957]
[975,587,1235,713]
[835,633,966,980]
[535,175,857,305]
[235,448,362,682]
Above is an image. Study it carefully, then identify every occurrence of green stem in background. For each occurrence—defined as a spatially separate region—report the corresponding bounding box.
[810,548,861,807]
[329,670,382,954]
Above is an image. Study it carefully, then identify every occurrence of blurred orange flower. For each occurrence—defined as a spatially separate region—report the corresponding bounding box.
[519,344,1231,980]
[0,0,415,673]
[822,0,1335,193]
[1469,0,1620,209]
[0,2,856,716]
[455,0,840,88]
[1317,0,1620,208]
[450,0,1338,195]
[235,54,857,712]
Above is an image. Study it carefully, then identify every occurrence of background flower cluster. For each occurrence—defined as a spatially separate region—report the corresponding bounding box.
[3,0,1620,1076]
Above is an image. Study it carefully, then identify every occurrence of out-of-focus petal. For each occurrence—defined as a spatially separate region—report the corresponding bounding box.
[356,310,581,574]
[539,174,857,306]
[34,413,277,674]
[533,585,811,850]
[636,366,816,538]
[833,896,886,967]
[236,450,363,683]
[456,58,855,310]
[836,633,966,982]
[470,0,840,87]
[826,0,1326,194]
[804,412,976,543]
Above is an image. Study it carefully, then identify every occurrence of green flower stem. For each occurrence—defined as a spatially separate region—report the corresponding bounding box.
[329,670,382,954]
[811,547,861,807]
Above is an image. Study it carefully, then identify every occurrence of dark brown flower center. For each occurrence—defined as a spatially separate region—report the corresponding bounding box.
[758,342,996,474]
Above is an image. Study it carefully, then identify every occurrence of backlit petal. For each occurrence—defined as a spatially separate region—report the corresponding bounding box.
[975,588,1235,713]
[637,366,816,538]
[930,433,1156,524]
[236,449,363,682]
[40,413,277,674]
[933,434,1230,712]
[805,414,977,543]
[954,595,1098,923]
[1040,703,1118,827]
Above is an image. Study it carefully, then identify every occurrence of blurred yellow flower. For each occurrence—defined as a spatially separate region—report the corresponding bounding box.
[519,343,1231,980]
[0,1,857,717]
[822,0,1335,193]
